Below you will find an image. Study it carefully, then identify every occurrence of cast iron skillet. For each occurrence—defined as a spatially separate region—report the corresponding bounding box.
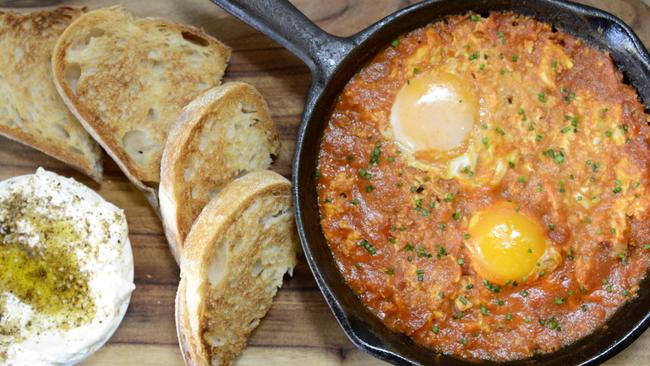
[210,0,650,365]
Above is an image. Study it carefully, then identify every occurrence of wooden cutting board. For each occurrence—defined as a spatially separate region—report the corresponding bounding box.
[0,0,648,365]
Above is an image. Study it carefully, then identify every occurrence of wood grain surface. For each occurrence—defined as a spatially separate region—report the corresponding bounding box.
[1,0,648,365]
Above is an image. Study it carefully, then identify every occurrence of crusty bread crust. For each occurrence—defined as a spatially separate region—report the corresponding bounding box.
[176,170,298,366]
[51,6,231,194]
[160,82,279,261]
[0,7,103,180]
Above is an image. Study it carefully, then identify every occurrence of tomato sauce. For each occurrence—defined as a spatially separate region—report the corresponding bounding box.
[316,12,650,361]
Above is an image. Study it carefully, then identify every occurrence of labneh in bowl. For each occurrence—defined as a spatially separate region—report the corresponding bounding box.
[210,0,650,365]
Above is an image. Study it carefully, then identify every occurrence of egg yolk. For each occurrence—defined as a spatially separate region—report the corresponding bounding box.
[390,70,478,157]
[467,202,547,285]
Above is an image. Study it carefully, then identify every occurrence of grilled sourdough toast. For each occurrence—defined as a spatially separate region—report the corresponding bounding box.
[0,7,102,180]
[51,6,231,191]
[176,170,298,366]
[160,82,280,260]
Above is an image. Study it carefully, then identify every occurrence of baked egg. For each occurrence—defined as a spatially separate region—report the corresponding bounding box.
[465,201,561,285]
[0,168,134,365]
[389,67,513,187]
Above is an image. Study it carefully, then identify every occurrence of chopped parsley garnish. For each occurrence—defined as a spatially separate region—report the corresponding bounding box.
[560,87,575,104]
[621,289,630,297]
[506,313,513,321]
[483,279,501,293]
[416,269,425,282]
[544,148,565,164]
[470,14,481,22]
[496,126,506,136]
[358,168,372,179]
[517,176,527,183]
[537,92,547,103]
[457,258,465,265]
[386,267,395,275]
[346,155,354,162]
[520,290,529,297]
[587,160,599,173]
[480,304,489,315]
[511,55,519,62]
[461,166,474,176]
[365,185,375,193]
[404,243,414,251]
[313,169,321,181]
[469,52,480,61]
[498,31,506,44]
[413,67,420,74]
[466,283,474,290]
[358,239,376,255]
[452,211,461,221]
[417,245,432,258]
[415,198,423,209]
[444,193,455,202]
[560,126,573,134]
[351,199,359,205]
[459,296,469,305]
[391,39,399,48]
[546,318,560,330]
[370,144,381,165]
[431,325,440,334]
[555,297,565,305]
[436,244,448,259]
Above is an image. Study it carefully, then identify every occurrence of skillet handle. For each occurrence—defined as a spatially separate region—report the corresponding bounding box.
[210,0,353,81]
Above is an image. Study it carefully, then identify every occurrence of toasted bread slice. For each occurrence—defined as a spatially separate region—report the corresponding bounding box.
[160,82,280,260]
[51,6,231,189]
[0,7,102,180]
[176,170,298,366]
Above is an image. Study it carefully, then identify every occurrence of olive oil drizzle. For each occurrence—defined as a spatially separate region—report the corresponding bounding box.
[0,193,96,334]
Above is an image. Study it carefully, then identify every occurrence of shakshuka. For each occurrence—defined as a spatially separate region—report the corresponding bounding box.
[316,12,650,361]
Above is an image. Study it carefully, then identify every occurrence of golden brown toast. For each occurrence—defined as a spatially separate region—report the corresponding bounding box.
[176,170,298,366]
[51,6,231,188]
[160,82,280,260]
[0,7,102,180]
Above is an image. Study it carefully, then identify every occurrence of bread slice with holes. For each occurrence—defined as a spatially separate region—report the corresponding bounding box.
[51,6,230,191]
[160,82,280,260]
[176,170,298,366]
[0,7,103,180]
